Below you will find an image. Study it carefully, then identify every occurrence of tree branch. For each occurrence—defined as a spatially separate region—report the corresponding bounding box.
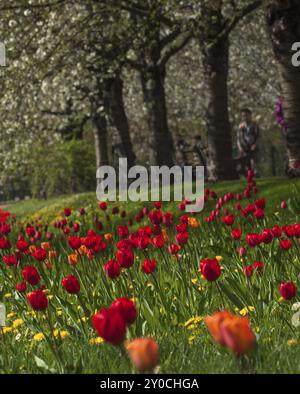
[158,32,192,70]
[224,1,263,37]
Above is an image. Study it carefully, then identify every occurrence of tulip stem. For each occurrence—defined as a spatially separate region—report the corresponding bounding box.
[216,282,226,310]
[46,310,64,373]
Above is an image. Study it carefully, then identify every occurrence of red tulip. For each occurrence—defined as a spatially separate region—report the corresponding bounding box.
[254,209,264,220]
[175,232,188,245]
[239,247,247,257]
[142,258,156,274]
[116,248,134,268]
[22,265,41,286]
[111,297,137,326]
[231,229,242,240]
[243,266,253,278]
[117,225,129,239]
[64,208,72,217]
[261,229,273,244]
[103,259,121,279]
[168,243,180,255]
[26,226,35,237]
[222,215,235,226]
[32,248,47,262]
[152,234,164,249]
[0,237,10,250]
[16,281,27,293]
[200,258,221,282]
[246,233,261,247]
[92,307,126,344]
[99,202,107,211]
[3,254,18,267]
[280,282,296,300]
[68,236,82,250]
[16,239,28,252]
[280,239,292,251]
[255,199,265,209]
[148,210,163,225]
[62,274,80,294]
[27,290,48,311]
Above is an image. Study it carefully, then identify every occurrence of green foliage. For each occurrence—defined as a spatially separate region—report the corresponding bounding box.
[30,141,96,199]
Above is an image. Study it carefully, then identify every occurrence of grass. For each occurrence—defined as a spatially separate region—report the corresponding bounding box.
[0,176,300,374]
[5,177,300,222]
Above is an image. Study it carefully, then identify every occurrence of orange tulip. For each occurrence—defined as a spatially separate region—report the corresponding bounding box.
[104,233,113,243]
[29,245,37,254]
[126,338,159,371]
[78,245,88,256]
[161,229,169,242]
[48,250,57,259]
[188,217,200,228]
[205,311,234,346]
[68,254,78,266]
[41,242,50,251]
[205,311,256,355]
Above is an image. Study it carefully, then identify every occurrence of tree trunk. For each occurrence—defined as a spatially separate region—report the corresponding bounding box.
[141,65,174,167]
[266,0,300,177]
[201,35,237,181]
[105,76,136,167]
[92,112,109,168]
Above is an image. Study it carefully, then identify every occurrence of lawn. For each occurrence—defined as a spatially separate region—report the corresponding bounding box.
[0,175,300,374]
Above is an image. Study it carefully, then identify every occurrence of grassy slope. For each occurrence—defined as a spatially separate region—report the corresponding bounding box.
[1,176,300,373]
[5,177,300,222]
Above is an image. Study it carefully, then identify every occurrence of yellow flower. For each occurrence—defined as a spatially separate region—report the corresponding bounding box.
[216,256,223,262]
[184,316,202,328]
[56,308,63,317]
[53,329,69,339]
[287,339,297,346]
[191,278,198,285]
[7,312,16,319]
[4,293,12,299]
[1,326,13,334]
[239,306,255,316]
[59,330,69,339]
[90,337,104,345]
[33,333,45,342]
[12,319,24,329]
[188,335,196,345]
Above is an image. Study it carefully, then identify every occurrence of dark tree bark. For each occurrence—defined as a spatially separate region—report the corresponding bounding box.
[92,112,109,168]
[91,88,109,169]
[140,64,174,167]
[104,76,136,167]
[201,35,236,181]
[266,0,300,177]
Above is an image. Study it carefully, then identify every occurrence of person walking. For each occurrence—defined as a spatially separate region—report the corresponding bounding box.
[237,108,260,176]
